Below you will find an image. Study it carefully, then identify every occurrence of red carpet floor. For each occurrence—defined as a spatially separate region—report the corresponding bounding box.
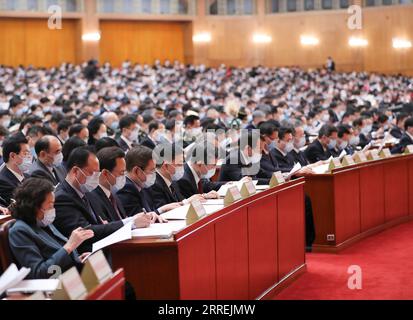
[274,220,413,300]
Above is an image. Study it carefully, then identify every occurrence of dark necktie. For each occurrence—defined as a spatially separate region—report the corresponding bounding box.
[170,184,179,202]
[109,194,123,221]
[82,196,99,224]
[197,180,203,194]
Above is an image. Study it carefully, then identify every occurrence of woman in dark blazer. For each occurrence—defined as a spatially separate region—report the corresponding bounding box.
[8,178,94,279]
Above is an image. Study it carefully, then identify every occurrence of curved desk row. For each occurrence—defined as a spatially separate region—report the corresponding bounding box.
[305,153,413,253]
[110,178,306,300]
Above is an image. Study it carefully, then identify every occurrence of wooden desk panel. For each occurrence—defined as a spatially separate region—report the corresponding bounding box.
[247,196,278,300]
[384,159,409,221]
[334,170,361,244]
[359,165,385,231]
[409,158,413,216]
[277,184,305,280]
[215,207,249,300]
[178,225,216,300]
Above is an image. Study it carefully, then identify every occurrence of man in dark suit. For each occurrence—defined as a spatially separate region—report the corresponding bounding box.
[270,127,296,171]
[257,121,284,178]
[29,135,66,186]
[0,135,31,206]
[117,115,139,152]
[149,143,203,208]
[117,146,182,217]
[53,146,151,253]
[219,131,268,184]
[289,126,310,167]
[245,110,266,131]
[140,121,161,150]
[391,117,413,154]
[304,125,338,164]
[390,112,408,139]
[89,146,165,224]
[177,142,226,199]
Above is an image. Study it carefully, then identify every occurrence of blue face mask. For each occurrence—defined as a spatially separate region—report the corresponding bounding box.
[110,121,119,130]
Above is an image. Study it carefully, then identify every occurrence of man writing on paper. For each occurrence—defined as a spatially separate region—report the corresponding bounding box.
[87,146,165,224]
[149,142,204,208]
[177,142,226,199]
[53,146,151,253]
[117,146,182,217]
[305,125,338,164]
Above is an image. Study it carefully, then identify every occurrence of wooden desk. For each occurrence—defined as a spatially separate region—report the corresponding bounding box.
[110,179,306,300]
[305,154,413,253]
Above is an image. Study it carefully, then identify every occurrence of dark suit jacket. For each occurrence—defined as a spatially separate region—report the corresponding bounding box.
[288,149,310,167]
[53,180,123,253]
[359,133,371,149]
[390,126,403,139]
[9,220,81,279]
[391,133,413,154]
[140,136,156,150]
[0,166,23,206]
[270,148,295,171]
[87,186,127,223]
[219,149,269,184]
[304,140,332,164]
[29,159,66,186]
[117,177,155,216]
[149,173,184,209]
[117,137,130,153]
[177,164,226,199]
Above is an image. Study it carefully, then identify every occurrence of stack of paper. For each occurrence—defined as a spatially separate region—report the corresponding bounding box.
[311,163,330,174]
[203,199,225,206]
[132,221,187,239]
[204,204,225,215]
[0,264,31,296]
[6,279,59,295]
[162,204,191,220]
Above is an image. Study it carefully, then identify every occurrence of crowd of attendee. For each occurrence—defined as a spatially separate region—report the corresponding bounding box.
[1,60,413,293]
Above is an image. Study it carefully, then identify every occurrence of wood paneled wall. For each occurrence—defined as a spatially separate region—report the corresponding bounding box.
[0,18,80,67]
[99,20,190,66]
[193,5,413,75]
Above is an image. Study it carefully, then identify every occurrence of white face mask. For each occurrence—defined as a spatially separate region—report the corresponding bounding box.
[285,142,294,153]
[17,155,33,173]
[339,141,348,150]
[350,136,360,146]
[78,170,100,193]
[53,152,63,167]
[99,132,108,139]
[248,153,262,164]
[190,127,202,136]
[129,128,139,142]
[143,172,156,188]
[203,167,216,179]
[328,139,337,149]
[295,136,306,149]
[172,165,185,181]
[37,208,56,227]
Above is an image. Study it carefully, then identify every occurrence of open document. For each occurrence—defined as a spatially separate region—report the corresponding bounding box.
[92,221,133,253]
[284,162,302,180]
[132,221,187,239]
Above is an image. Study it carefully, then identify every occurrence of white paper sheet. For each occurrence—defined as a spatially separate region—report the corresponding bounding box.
[161,204,191,220]
[203,199,225,206]
[255,185,270,191]
[204,204,225,215]
[0,264,31,296]
[339,149,347,160]
[92,221,133,253]
[311,163,330,174]
[132,221,187,239]
[7,279,60,294]
[285,162,302,179]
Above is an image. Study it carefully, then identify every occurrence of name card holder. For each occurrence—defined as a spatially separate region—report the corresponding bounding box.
[224,186,242,206]
[353,152,368,163]
[341,155,355,166]
[240,181,257,199]
[328,158,342,172]
[186,199,207,225]
[81,250,113,292]
[404,145,413,154]
[269,171,285,188]
[52,267,88,300]
[366,149,380,161]
[379,148,392,158]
